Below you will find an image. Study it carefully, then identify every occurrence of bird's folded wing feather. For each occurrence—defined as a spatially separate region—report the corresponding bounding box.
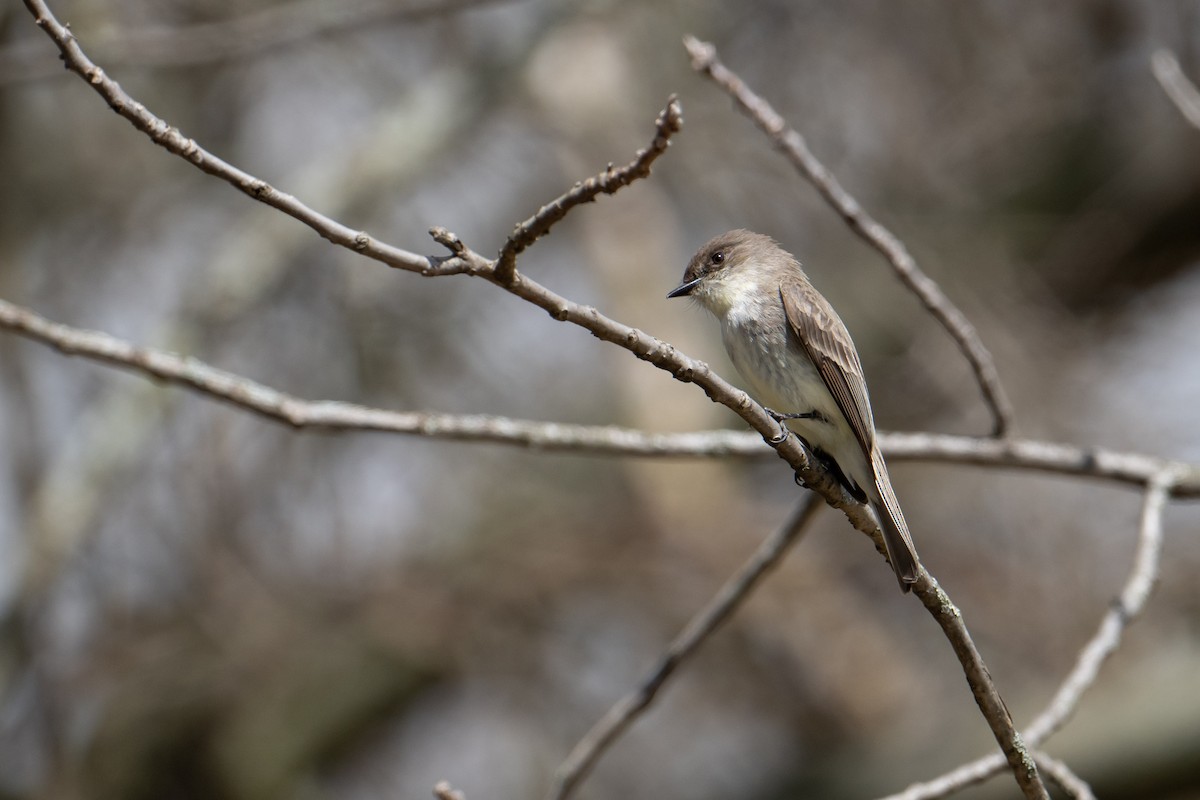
[779,279,877,457]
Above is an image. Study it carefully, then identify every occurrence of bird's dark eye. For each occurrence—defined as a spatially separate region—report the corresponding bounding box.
[710,251,725,266]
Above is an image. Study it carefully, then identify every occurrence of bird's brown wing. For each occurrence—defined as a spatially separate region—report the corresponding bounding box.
[780,276,920,590]
[778,277,876,456]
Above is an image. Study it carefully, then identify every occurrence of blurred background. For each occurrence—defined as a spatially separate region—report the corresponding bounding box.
[2,1,1200,798]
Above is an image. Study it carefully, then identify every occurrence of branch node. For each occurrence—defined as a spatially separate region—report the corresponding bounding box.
[683,35,716,70]
[429,226,466,258]
[493,95,684,283]
[1108,596,1131,624]
[433,781,466,800]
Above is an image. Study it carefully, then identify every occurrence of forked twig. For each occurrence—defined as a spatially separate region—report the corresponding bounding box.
[494,97,683,283]
[881,468,1178,800]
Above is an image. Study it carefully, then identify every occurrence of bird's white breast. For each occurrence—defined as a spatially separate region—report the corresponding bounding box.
[718,293,864,486]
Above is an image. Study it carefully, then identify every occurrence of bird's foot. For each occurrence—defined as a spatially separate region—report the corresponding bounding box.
[764,407,823,445]
[764,407,822,422]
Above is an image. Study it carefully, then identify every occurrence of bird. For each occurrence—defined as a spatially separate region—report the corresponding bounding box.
[668,229,920,591]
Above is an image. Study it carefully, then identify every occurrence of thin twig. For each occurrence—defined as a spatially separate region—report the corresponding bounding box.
[907,572,1048,800]
[683,35,1016,438]
[546,494,823,800]
[21,0,485,278]
[1152,49,1200,131]
[1034,752,1096,800]
[1025,468,1176,742]
[493,96,683,283]
[8,296,1198,494]
[882,469,1178,800]
[880,432,1200,496]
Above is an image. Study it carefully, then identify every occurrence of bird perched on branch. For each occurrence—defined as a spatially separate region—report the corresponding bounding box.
[669,229,920,591]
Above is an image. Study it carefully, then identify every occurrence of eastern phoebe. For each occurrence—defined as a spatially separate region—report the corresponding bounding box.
[669,229,920,591]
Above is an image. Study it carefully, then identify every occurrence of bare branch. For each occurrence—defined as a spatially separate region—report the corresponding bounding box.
[429,226,471,260]
[907,575,1048,800]
[683,35,1016,438]
[1152,49,1200,130]
[1025,468,1176,742]
[547,494,823,800]
[1033,752,1096,800]
[6,295,1198,496]
[21,0,487,279]
[881,468,1179,800]
[0,292,748,453]
[882,431,1200,497]
[494,96,684,283]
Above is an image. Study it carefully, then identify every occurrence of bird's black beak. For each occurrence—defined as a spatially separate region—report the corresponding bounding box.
[667,277,701,299]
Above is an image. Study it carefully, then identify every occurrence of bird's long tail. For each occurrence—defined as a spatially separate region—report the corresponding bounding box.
[869,448,920,592]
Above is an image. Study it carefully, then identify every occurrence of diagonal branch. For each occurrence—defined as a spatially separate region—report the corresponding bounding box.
[881,468,1179,800]
[1033,752,1095,800]
[683,35,1016,439]
[21,0,485,279]
[493,96,683,283]
[1024,468,1177,742]
[546,494,823,800]
[908,574,1047,800]
[1152,49,1200,131]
